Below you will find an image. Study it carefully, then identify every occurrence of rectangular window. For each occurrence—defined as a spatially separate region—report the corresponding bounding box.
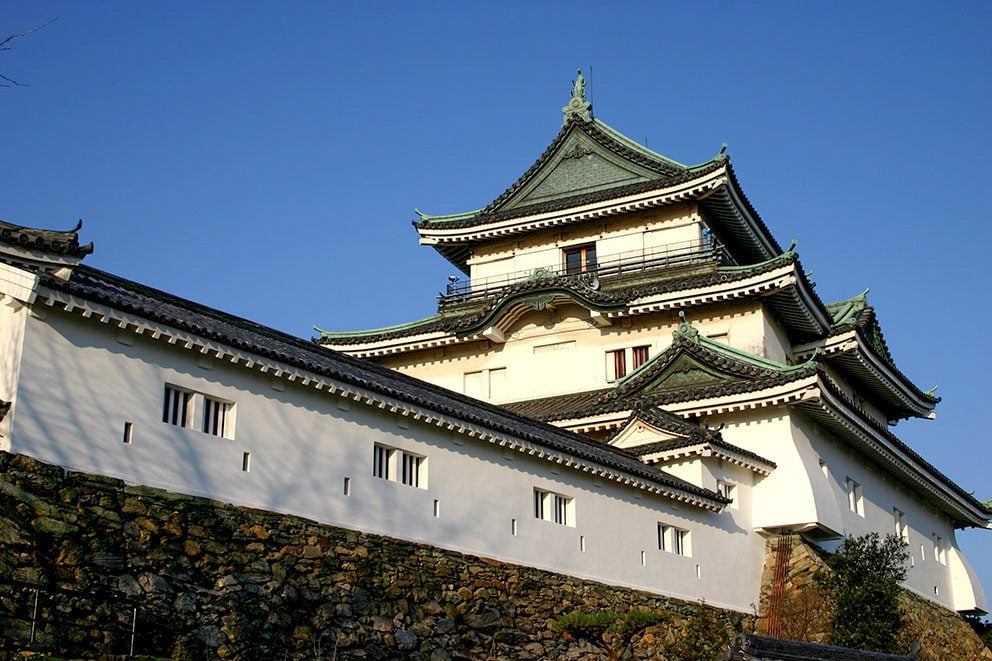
[122,421,133,444]
[241,452,251,472]
[534,488,574,527]
[717,480,737,509]
[932,533,946,564]
[373,444,393,480]
[511,518,518,536]
[563,243,597,275]
[658,523,691,556]
[343,477,351,496]
[632,345,650,370]
[163,384,236,439]
[845,477,864,516]
[606,349,627,381]
[162,386,193,428]
[373,443,426,489]
[202,396,232,438]
[893,508,909,543]
[401,453,423,487]
[463,371,485,398]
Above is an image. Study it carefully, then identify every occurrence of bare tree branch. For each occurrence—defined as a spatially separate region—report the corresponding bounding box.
[1,18,57,87]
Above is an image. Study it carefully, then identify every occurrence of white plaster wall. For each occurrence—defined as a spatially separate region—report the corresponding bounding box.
[468,207,702,288]
[0,298,29,447]
[790,414,961,611]
[384,303,774,404]
[9,307,765,612]
[948,545,989,613]
[760,308,792,364]
[713,410,842,536]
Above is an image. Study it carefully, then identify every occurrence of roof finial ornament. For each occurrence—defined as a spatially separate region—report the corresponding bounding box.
[562,69,593,127]
[675,310,700,342]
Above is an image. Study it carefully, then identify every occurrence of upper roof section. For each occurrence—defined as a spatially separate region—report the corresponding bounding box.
[0,219,93,271]
[414,72,783,273]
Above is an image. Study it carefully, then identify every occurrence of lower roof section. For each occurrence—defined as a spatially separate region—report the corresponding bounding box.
[26,263,728,511]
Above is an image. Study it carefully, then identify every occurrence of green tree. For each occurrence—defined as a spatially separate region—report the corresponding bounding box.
[667,602,733,661]
[555,609,664,660]
[815,533,908,653]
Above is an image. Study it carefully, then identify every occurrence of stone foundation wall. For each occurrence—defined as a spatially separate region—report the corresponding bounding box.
[755,534,991,660]
[0,451,741,660]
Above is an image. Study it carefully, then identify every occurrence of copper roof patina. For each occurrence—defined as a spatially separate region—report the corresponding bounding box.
[316,251,826,346]
[502,316,819,423]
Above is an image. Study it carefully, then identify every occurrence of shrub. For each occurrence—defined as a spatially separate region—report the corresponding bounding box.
[816,533,908,653]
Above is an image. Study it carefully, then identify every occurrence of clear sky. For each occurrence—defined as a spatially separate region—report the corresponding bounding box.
[4,1,990,616]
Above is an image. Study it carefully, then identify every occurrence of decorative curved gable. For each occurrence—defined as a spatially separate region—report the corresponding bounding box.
[615,313,814,399]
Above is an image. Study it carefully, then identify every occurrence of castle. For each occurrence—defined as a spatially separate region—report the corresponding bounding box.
[1,73,987,618]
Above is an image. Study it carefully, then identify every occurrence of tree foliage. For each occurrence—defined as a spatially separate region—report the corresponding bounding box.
[555,609,664,660]
[815,533,909,653]
[666,602,733,661]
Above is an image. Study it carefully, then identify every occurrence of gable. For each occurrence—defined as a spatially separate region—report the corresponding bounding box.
[640,353,746,393]
[503,132,660,210]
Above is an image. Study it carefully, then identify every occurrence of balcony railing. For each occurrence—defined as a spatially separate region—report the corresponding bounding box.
[438,237,733,308]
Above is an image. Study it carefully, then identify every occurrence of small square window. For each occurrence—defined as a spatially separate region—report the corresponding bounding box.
[717,480,737,509]
[632,345,650,370]
[534,488,574,527]
[162,386,193,428]
[606,349,627,381]
[401,453,423,487]
[202,396,233,438]
[563,243,597,275]
[658,523,691,556]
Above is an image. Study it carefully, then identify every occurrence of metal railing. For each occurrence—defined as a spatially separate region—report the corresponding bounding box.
[439,237,732,307]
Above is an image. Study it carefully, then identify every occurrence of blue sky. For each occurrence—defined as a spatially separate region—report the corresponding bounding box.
[4,2,990,615]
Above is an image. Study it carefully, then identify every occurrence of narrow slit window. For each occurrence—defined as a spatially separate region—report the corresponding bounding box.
[242,452,251,472]
[122,421,133,444]
[343,477,351,496]
[580,536,586,552]
[433,499,440,518]
[511,518,518,536]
